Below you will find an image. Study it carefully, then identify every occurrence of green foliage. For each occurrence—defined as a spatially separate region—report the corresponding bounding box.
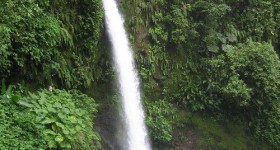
[0,0,105,88]
[0,25,11,76]
[0,0,70,78]
[207,42,280,147]
[0,85,47,149]
[183,113,273,150]
[207,42,280,109]
[0,87,100,149]
[1,0,280,148]
[123,0,280,148]
[146,100,177,143]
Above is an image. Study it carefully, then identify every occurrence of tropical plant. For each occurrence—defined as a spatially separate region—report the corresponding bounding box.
[0,0,105,88]
[0,82,100,149]
[146,100,178,143]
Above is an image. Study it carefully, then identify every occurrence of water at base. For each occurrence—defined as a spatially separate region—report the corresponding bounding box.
[102,0,151,150]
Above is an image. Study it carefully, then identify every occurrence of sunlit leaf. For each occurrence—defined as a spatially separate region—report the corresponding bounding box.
[207,45,219,53]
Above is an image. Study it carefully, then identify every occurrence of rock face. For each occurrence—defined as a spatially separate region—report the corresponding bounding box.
[95,106,122,150]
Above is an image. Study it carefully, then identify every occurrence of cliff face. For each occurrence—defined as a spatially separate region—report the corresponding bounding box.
[117,0,280,149]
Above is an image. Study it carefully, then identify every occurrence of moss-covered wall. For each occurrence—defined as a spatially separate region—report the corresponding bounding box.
[120,0,280,149]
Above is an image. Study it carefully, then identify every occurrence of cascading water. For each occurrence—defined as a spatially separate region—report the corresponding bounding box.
[102,0,151,150]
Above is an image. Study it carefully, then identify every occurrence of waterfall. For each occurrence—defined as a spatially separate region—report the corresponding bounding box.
[102,0,151,150]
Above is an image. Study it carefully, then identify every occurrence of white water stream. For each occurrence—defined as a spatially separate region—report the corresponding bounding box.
[102,0,151,150]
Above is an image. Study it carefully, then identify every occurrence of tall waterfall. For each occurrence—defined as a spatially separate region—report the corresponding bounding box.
[102,0,151,150]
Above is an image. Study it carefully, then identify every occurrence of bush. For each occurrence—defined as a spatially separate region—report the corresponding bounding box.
[207,42,280,147]
[146,100,177,143]
[0,87,100,149]
[0,86,46,149]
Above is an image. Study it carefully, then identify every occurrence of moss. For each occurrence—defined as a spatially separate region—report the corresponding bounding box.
[175,113,273,150]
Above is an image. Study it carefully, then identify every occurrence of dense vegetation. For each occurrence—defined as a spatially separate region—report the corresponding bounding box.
[0,85,100,149]
[0,0,106,88]
[1,0,280,149]
[122,0,280,148]
[0,0,105,149]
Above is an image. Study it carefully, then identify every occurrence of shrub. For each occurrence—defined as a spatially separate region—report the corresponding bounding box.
[207,42,280,147]
[0,87,100,149]
[146,100,177,143]
[0,85,46,149]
